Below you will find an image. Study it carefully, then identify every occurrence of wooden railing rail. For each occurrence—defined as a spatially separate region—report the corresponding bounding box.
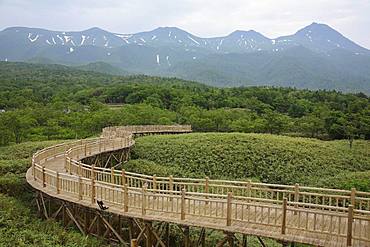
[32,159,370,246]
[63,136,370,213]
[30,125,370,246]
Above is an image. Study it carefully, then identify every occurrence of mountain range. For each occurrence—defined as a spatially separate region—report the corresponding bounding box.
[1,23,370,93]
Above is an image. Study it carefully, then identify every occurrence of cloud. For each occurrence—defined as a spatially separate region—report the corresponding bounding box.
[0,0,369,48]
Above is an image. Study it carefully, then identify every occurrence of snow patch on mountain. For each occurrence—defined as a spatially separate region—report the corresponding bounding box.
[115,34,132,44]
[166,56,171,66]
[187,35,200,45]
[80,35,87,46]
[64,36,72,43]
[28,33,39,42]
[56,35,64,44]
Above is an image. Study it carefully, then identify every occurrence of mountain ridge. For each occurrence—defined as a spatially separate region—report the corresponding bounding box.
[1,23,370,93]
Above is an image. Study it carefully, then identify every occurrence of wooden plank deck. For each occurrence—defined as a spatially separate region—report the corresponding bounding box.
[26,125,370,247]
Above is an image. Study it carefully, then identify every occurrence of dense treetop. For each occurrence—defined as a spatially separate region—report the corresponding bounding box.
[0,62,369,145]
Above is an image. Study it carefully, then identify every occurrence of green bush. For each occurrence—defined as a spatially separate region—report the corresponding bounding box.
[0,194,105,247]
[132,133,370,188]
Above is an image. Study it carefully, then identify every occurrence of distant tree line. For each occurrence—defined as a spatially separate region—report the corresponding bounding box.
[0,62,369,146]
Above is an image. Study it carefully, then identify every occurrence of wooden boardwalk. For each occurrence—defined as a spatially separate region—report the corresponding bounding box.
[26,125,370,246]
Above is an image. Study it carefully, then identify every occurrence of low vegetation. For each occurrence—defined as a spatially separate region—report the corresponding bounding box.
[0,141,105,247]
[131,133,370,189]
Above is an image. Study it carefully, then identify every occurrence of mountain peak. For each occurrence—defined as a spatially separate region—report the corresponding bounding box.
[83,27,109,34]
[153,26,185,32]
[227,29,269,42]
[296,22,337,34]
[288,22,369,53]
[229,30,258,35]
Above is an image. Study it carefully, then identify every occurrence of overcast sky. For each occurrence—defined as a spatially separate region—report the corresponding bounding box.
[1,0,369,48]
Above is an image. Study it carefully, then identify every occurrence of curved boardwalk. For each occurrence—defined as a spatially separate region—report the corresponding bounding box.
[26,125,370,246]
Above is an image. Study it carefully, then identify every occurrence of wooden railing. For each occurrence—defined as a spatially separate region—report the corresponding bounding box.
[30,125,370,246]
[101,125,192,138]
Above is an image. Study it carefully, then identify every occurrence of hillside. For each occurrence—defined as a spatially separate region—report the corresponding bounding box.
[75,61,129,76]
[131,133,370,190]
[1,23,370,93]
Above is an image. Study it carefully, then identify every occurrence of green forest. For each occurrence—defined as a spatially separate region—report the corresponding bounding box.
[0,62,369,146]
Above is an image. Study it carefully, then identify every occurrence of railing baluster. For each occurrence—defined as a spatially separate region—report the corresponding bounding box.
[142,185,147,215]
[181,189,186,220]
[347,205,353,247]
[226,192,232,226]
[281,198,287,235]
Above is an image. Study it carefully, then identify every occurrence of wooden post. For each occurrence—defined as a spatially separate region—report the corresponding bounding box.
[56,172,60,194]
[68,158,72,175]
[347,205,354,247]
[294,183,299,214]
[247,179,252,195]
[91,165,95,180]
[205,176,209,204]
[181,189,186,220]
[130,239,138,247]
[84,210,90,234]
[64,152,67,172]
[169,175,174,201]
[42,166,46,188]
[96,214,102,236]
[226,192,232,226]
[153,175,157,192]
[145,221,153,247]
[111,167,115,184]
[91,177,95,204]
[121,169,126,186]
[242,235,248,247]
[124,184,129,212]
[350,188,356,207]
[84,144,87,157]
[294,183,299,202]
[78,176,83,200]
[184,226,190,247]
[282,198,287,235]
[142,185,147,215]
[78,162,82,176]
[32,162,36,180]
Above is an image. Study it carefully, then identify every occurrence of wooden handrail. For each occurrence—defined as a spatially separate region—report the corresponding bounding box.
[29,125,370,246]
